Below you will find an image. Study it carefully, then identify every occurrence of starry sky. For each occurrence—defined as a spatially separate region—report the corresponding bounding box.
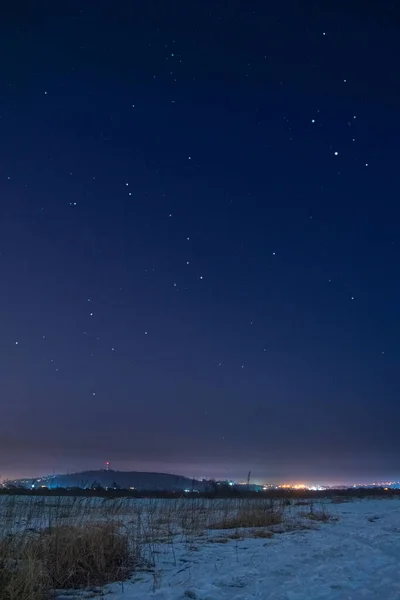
[1,1,399,485]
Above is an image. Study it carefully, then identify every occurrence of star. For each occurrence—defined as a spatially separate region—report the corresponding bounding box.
[1,3,395,489]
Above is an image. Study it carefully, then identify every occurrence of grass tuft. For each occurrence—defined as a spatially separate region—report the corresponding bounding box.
[301,503,336,523]
[210,500,284,530]
[0,520,138,599]
[44,522,134,589]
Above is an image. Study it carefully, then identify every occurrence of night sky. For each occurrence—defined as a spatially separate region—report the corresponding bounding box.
[1,1,399,485]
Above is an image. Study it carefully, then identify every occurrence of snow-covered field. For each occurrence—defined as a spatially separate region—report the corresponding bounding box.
[2,495,400,599]
[104,497,400,600]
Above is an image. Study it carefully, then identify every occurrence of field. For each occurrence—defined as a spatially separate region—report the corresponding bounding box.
[1,493,400,599]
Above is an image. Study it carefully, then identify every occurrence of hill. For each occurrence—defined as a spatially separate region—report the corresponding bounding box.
[11,470,207,492]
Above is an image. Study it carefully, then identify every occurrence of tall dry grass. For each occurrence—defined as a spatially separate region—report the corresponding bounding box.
[0,493,331,598]
[0,496,141,600]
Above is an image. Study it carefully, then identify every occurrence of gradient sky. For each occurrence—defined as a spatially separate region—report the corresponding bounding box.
[1,1,399,485]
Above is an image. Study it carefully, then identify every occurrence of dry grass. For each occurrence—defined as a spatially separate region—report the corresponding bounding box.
[0,522,136,600]
[209,499,285,530]
[46,522,133,588]
[209,528,274,543]
[250,529,274,539]
[0,493,335,598]
[0,497,143,600]
[300,503,336,523]
[0,555,49,600]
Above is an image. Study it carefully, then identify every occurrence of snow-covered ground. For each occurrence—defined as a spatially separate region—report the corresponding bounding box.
[3,495,400,599]
[102,497,400,600]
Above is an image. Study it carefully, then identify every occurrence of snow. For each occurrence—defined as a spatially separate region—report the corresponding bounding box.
[5,494,400,599]
[103,497,400,600]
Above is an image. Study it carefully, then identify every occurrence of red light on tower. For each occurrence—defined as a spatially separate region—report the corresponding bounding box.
[105,461,110,471]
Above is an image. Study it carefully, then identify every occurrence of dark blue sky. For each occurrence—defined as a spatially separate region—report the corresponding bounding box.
[1,0,399,484]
